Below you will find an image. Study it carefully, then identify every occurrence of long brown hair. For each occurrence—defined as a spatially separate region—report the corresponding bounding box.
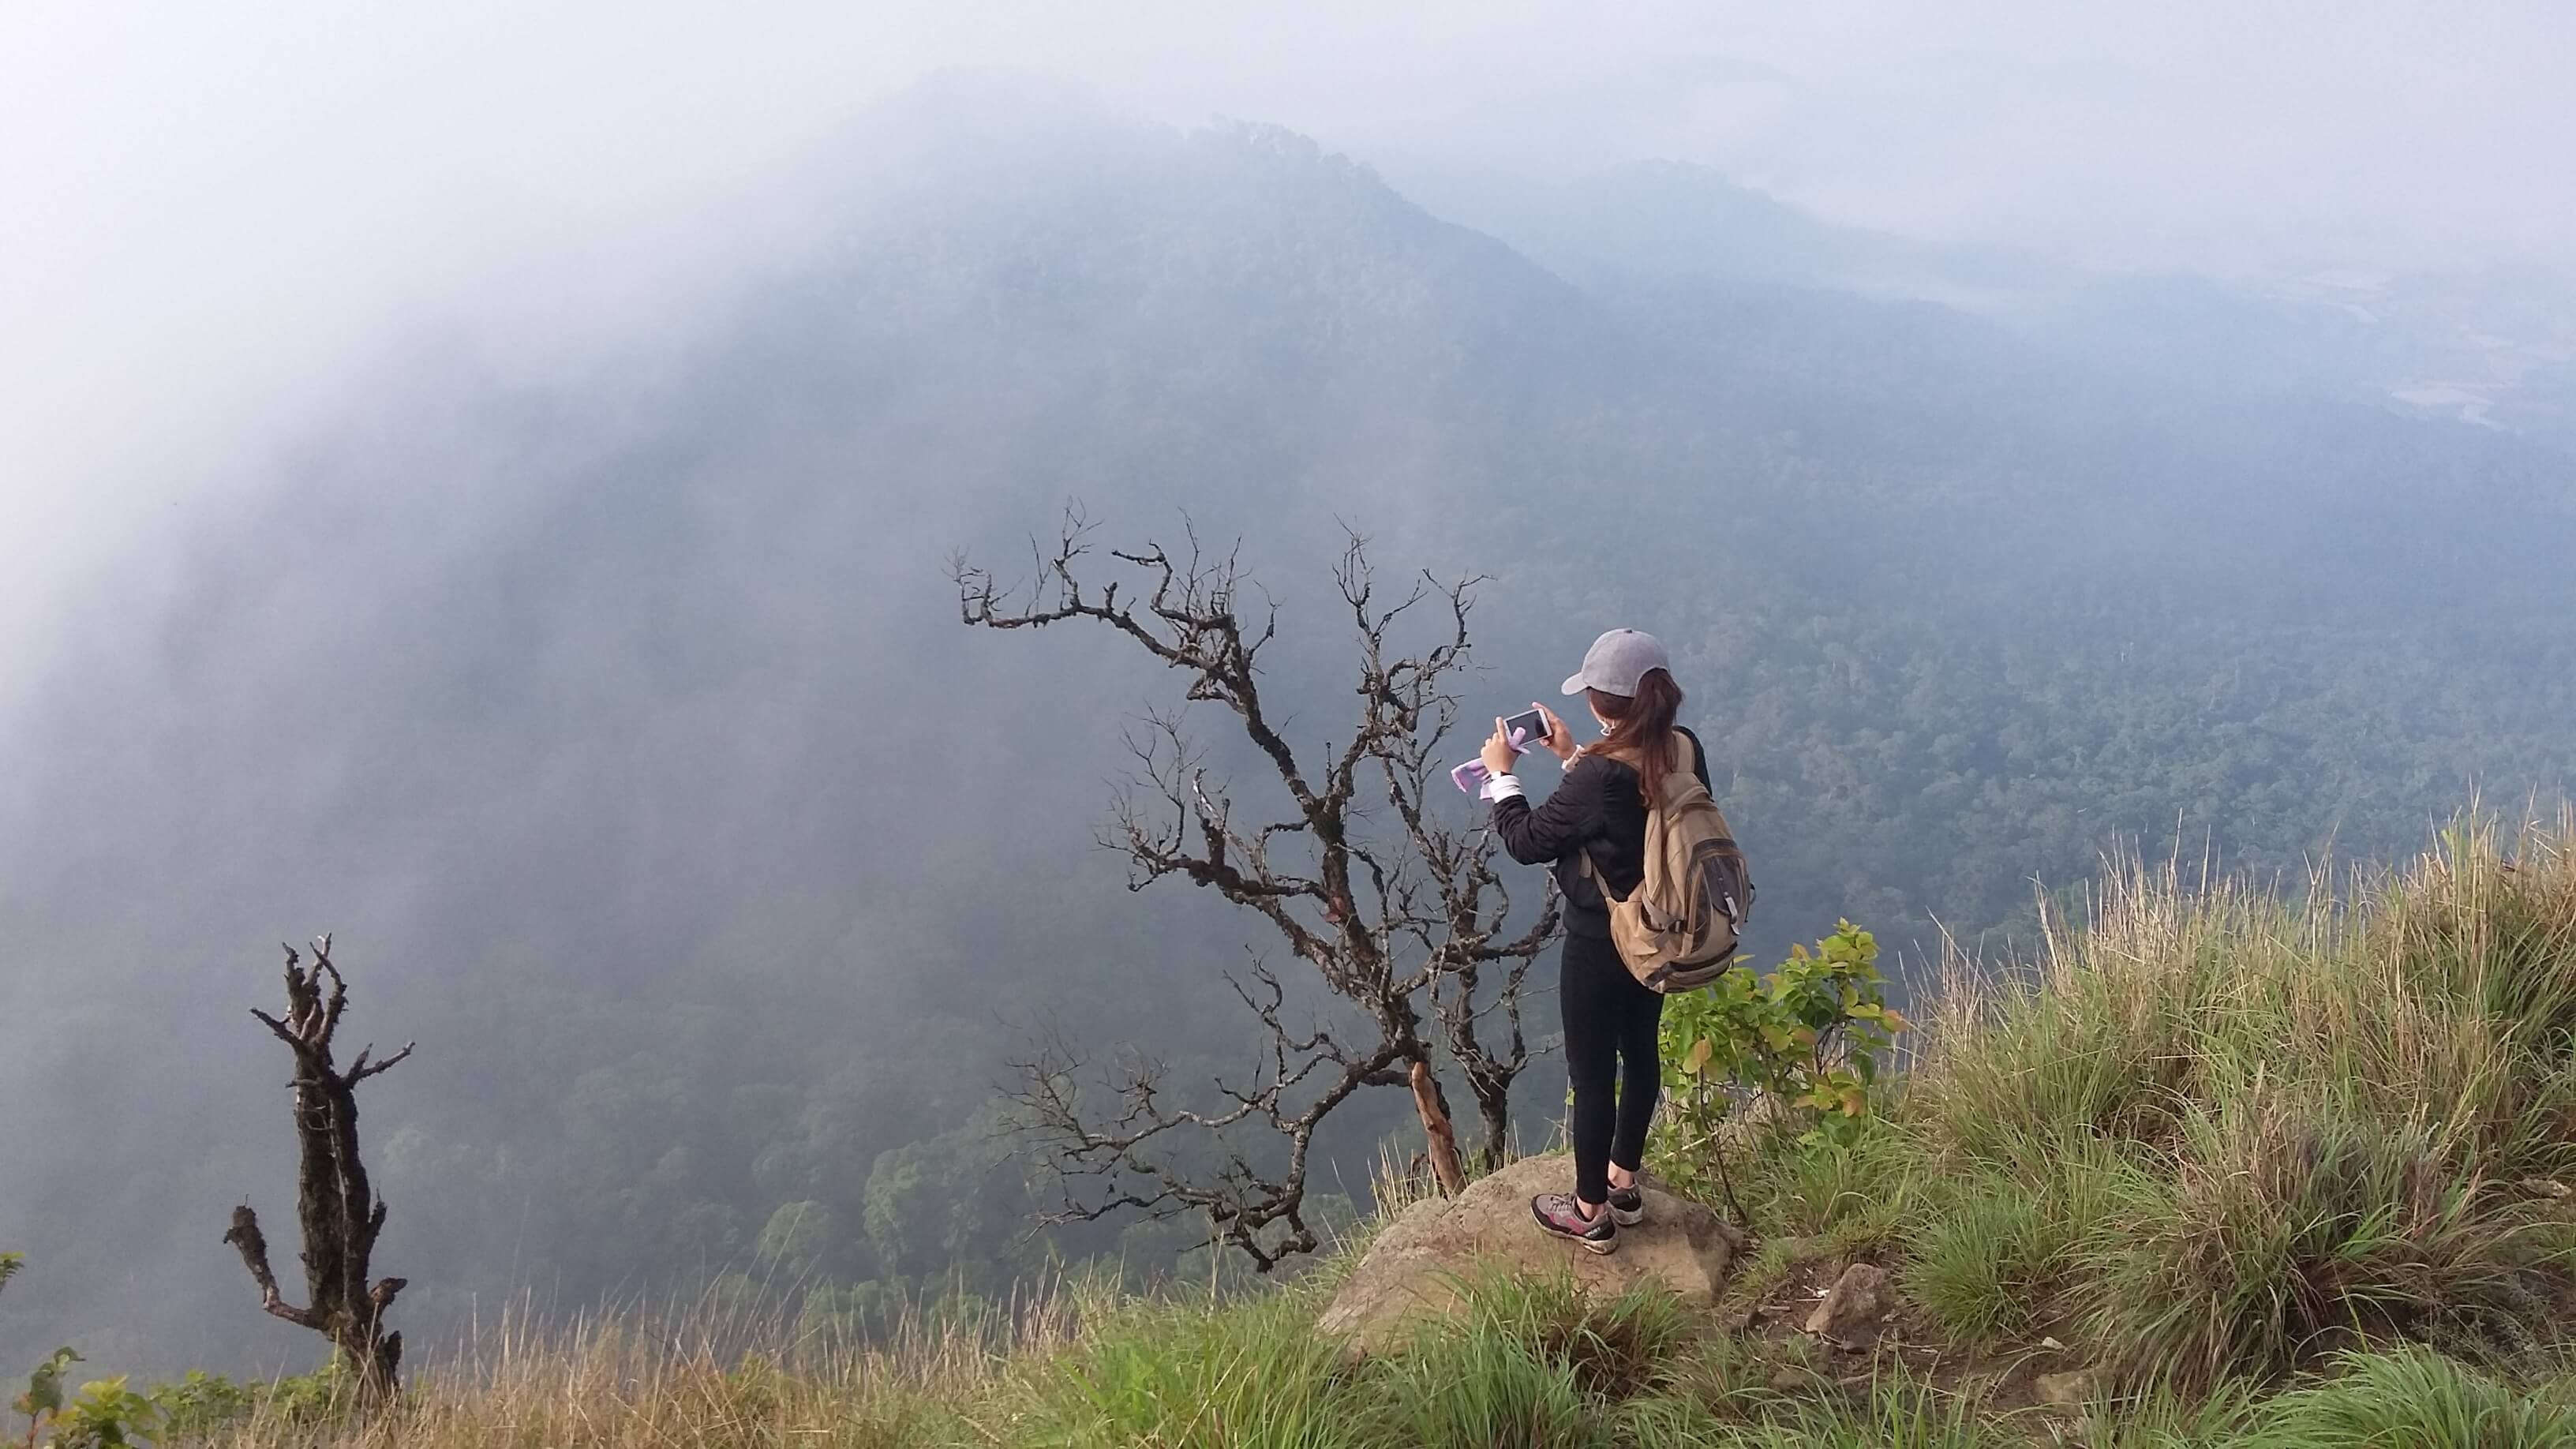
[1588,668,1685,804]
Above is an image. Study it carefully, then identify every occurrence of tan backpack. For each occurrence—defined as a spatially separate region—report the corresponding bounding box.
[1579,737,1754,993]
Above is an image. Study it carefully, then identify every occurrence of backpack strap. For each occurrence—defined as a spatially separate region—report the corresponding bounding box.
[1574,846,1638,906]
[1657,732,1708,807]
[1571,729,1704,891]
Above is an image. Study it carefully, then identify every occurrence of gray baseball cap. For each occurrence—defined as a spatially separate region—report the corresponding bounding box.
[1560,628,1670,697]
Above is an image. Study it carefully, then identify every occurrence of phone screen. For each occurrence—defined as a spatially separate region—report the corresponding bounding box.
[1503,708,1548,750]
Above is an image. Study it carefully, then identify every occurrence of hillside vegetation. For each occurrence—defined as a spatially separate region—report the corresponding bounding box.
[96,810,2576,1447]
[7,83,2575,1372]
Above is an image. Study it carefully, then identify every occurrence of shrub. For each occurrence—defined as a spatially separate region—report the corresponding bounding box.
[149,1361,358,1437]
[1652,921,1906,1211]
[13,1354,160,1449]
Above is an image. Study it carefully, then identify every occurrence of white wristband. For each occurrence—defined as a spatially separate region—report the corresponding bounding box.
[1480,773,1525,803]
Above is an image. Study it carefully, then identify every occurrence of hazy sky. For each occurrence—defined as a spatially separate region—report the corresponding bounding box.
[6,1,2571,699]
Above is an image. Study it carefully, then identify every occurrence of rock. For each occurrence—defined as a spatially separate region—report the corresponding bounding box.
[1801,1262,1892,1342]
[1316,1153,1734,1354]
[2034,1369,2099,1408]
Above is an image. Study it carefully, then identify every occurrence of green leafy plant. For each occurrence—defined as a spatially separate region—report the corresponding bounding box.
[13,1349,132,1449]
[144,1372,253,1441]
[42,1378,159,1449]
[5,1263,140,1449]
[1649,920,1905,1211]
[17,1348,77,1448]
[144,1361,354,1440]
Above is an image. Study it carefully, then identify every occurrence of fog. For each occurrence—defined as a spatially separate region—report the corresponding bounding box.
[11,3,2575,693]
[4,2,2574,1379]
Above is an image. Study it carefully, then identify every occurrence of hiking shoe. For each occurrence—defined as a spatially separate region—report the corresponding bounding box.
[1530,1193,1619,1254]
[1608,1184,1646,1226]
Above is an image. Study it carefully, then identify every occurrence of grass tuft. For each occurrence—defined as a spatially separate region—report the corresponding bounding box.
[1701,1368,1983,1449]
[1618,1332,1824,1441]
[1002,1288,1351,1448]
[1443,1271,1698,1402]
[2076,1085,2561,1390]
[1906,1172,2053,1342]
[1359,1313,1604,1449]
[2235,1346,2576,1447]
[1889,810,2576,1390]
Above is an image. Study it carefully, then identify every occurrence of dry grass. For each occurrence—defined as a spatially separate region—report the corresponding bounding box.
[163,808,2576,1445]
[1891,808,2576,1388]
[185,1290,1073,1449]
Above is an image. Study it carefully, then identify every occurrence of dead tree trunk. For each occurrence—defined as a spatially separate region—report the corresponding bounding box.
[959,512,1557,1271]
[222,935,412,1406]
[1408,1061,1467,1196]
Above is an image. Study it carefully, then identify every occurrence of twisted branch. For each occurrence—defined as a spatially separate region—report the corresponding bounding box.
[958,509,1557,1269]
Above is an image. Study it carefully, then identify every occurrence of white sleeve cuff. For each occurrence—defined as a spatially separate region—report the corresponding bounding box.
[1480,773,1525,803]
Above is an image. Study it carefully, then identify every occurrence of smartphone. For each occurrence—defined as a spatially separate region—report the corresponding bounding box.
[1453,709,1553,795]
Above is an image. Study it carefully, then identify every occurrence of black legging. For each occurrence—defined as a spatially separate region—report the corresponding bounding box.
[1561,930,1665,1205]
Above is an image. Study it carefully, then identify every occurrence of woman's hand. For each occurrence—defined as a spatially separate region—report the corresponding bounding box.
[1480,718,1518,779]
[1532,702,1579,762]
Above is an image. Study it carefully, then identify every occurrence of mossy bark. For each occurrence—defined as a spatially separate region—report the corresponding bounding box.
[223,937,411,1405]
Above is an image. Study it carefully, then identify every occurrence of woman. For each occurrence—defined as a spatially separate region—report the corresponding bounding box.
[1478,627,1709,1253]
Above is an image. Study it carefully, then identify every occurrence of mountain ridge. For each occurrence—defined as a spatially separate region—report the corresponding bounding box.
[3,85,2570,1378]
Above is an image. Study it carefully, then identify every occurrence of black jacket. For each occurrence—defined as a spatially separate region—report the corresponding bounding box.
[1492,728,1711,938]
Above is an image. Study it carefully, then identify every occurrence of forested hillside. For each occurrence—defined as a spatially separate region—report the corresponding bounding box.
[3,80,2570,1377]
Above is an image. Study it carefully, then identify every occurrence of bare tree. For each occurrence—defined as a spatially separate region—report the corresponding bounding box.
[222,935,411,1405]
[956,511,1557,1270]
